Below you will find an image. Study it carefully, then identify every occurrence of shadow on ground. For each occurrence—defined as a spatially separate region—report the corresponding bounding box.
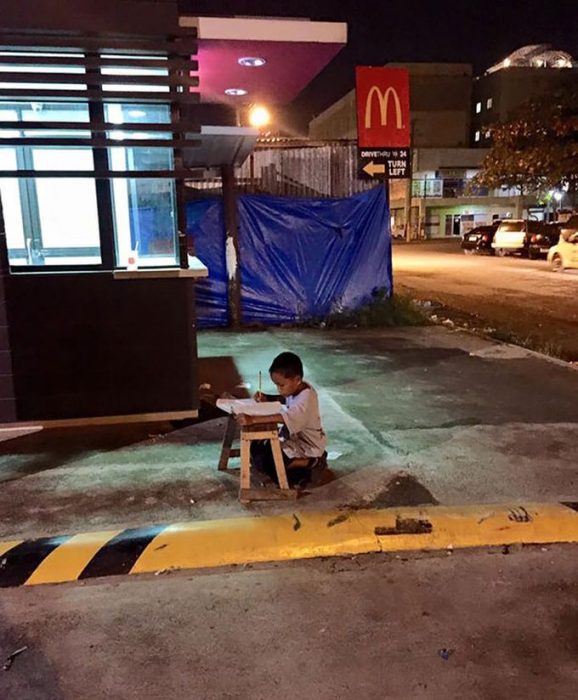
[0,356,248,484]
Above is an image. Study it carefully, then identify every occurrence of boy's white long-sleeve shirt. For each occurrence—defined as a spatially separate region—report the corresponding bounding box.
[280,385,326,459]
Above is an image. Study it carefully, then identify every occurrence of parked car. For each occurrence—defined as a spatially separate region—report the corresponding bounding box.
[492,219,543,256]
[461,223,499,255]
[527,223,562,259]
[562,214,578,229]
[547,224,578,272]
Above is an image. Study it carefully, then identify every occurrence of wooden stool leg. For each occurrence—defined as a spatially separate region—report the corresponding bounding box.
[218,414,237,471]
[240,435,251,490]
[270,438,290,490]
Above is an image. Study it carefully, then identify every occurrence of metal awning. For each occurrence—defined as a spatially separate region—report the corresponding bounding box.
[184,125,258,168]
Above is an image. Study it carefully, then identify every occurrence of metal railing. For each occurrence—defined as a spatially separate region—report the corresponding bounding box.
[186,140,377,199]
[184,141,523,201]
[411,178,521,199]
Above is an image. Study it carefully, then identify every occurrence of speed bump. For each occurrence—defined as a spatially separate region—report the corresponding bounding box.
[0,502,577,588]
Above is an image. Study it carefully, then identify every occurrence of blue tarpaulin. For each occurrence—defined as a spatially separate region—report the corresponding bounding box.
[187,186,391,327]
[186,198,229,327]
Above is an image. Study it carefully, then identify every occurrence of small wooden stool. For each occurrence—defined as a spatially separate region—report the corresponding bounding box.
[218,414,297,502]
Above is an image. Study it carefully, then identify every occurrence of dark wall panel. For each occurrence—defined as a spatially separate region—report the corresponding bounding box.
[1,0,179,34]
[6,273,198,421]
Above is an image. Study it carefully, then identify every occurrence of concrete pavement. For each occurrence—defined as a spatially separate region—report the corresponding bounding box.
[1,326,577,541]
[1,325,577,698]
[1,544,576,699]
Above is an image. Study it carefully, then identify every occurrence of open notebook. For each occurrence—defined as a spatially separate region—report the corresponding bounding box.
[216,398,283,416]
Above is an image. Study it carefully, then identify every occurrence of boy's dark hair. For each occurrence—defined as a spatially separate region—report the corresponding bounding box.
[269,352,303,379]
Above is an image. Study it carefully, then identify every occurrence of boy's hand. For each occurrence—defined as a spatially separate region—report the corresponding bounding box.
[254,391,265,403]
[236,413,251,426]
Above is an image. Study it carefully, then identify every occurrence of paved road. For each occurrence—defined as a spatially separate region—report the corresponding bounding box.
[393,240,578,360]
[1,545,576,700]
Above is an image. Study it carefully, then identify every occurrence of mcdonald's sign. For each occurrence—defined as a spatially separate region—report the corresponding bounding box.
[356,66,411,179]
[356,66,410,148]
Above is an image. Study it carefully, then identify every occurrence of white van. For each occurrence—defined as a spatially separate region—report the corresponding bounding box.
[491,220,527,256]
[492,220,546,256]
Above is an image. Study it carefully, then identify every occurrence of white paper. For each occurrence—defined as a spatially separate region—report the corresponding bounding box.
[216,398,283,416]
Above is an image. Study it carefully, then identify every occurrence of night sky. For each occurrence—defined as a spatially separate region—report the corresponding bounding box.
[181,0,578,131]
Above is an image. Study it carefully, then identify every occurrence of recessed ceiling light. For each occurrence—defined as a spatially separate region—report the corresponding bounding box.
[238,57,266,67]
[224,88,248,96]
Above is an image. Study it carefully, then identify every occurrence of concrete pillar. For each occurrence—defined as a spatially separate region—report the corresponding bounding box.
[418,198,427,239]
[404,177,412,242]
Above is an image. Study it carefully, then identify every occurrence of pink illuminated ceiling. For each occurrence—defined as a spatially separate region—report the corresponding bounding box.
[197,39,345,105]
[180,16,347,106]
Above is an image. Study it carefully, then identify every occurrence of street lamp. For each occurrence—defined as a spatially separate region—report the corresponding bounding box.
[551,190,563,221]
[248,105,271,129]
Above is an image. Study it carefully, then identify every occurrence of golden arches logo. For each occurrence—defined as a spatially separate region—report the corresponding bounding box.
[364,85,403,129]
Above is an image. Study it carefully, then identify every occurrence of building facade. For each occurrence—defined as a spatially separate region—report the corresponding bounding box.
[310,62,472,148]
[309,51,578,239]
[472,45,578,146]
[0,1,347,425]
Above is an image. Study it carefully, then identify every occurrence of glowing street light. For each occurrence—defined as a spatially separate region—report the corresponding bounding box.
[248,105,271,129]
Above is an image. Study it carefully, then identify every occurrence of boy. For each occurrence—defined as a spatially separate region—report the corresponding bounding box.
[236,351,327,487]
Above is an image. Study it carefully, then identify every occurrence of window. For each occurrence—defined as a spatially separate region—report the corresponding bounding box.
[474,130,481,142]
[0,101,101,266]
[475,101,482,114]
[0,51,182,270]
[0,149,24,249]
[105,103,178,267]
[33,150,99,259]
[111,177,177,267]
[101,58,170,95]
[486,97,493,110]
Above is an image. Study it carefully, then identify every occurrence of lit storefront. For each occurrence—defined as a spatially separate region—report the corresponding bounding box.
[0,1,347,425]
[0,0,205,424]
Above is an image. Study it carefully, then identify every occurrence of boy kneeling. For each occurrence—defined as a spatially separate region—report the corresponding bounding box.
[237,352,327,488]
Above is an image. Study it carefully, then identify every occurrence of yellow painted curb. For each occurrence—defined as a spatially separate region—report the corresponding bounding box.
[25,530,123,586]
[131,503,578,576]
[0,539,23,558]
[1,502,577,587]
[131,510,379,575]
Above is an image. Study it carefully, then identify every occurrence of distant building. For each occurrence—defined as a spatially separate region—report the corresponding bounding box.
[310,62,473,148]
[307,51,578,239]
[472,44,578,146]
[309,62,510,238]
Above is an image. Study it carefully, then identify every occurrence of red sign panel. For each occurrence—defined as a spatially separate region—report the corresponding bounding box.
[356,67,410,148]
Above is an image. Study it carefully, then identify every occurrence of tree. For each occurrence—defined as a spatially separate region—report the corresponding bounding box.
[471,91,578,198]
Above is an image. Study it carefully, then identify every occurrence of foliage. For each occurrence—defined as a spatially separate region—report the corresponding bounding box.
[471,90,578,195]
[322,290,429,329]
